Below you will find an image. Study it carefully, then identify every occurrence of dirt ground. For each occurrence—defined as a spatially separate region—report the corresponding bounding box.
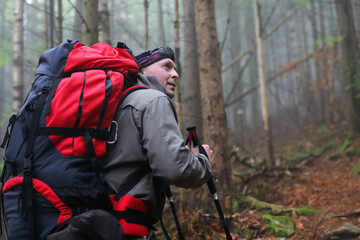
[216,153,360,239]
[265,155,360,239]
[198,155,360,240]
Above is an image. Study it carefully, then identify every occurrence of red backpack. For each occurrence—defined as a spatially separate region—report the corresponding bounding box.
[1,40,150,240]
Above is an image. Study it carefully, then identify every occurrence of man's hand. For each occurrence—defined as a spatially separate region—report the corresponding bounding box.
[191,144,215,168]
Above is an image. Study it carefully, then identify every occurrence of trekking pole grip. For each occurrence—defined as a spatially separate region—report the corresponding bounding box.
[186,126,217,195]
[186,125,232,240]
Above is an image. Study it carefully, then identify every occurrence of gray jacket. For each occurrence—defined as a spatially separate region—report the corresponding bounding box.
[104,74,212,224]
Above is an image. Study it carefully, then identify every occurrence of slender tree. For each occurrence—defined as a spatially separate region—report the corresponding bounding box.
[13,0,24,113]
[335,0,360,132]
[194,0,232,210]
[254,0,274,169]
[0,0,6,116]
[44,0,49,48]
[50,0,55,47]
[73,0,83,41]
[289,1,306,125]
[144,0,149,49]
[98,0,111,44]
[82,0,99,46]
[57,0,63,44]
[309,0,324,124]
[229,0,244,144]
[183,0,202,139]
[181,0,203,215]
[157,0,166,45]
[174,0,182,132]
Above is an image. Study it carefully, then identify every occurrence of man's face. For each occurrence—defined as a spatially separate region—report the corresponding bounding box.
[141,58,179,98]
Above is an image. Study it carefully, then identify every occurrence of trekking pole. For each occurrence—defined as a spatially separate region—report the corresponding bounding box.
[186,126,232,240]
[166,186,185,240]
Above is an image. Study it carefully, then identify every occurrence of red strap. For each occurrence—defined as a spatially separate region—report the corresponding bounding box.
[120,85,149,99]
[3,177,72,226]
[109,194,149,237]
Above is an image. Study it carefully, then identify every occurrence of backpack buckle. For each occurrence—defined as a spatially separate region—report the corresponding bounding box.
[107,121,118,144]
[23,155,32,175]
[25,101,37,111]
[41,85,51,93]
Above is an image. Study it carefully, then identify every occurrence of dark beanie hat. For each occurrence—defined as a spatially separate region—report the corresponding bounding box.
[135,46,175,70]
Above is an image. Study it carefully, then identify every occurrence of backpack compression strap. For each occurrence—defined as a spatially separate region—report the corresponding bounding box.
[22,85,52,240]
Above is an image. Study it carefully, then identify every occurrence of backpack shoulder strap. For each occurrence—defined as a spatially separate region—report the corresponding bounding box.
[22,84,53,240]
[119,85,150,105]
[113,162,150,201]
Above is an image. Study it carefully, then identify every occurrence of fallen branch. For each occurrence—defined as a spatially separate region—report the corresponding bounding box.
[332,209,360,218]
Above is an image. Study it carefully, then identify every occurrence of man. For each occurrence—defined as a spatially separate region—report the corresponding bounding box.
[103,46,214,239]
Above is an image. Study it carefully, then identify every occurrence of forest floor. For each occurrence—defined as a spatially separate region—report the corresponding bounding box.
[232,148,360,239]
[165,125,360,240]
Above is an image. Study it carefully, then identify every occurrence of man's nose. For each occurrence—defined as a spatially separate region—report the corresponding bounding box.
[172,69,179,80]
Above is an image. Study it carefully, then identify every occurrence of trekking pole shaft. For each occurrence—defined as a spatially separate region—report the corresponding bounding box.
[186,126,232,240]
[166,187,185,240]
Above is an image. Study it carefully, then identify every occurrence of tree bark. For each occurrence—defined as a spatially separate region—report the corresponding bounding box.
[181,0,203,216]
[50,0,55,47]
[144,0,149,49]
[289,2,307,125]
[229,0,244,144]
[174,0,182,133]
[13,0,24,113]
[98,0,111,44]
[335,0,360,132]
[82,0,99,46]
[194,0,232,210]
[157,0,166,45]
[300,6,313,125]
[0,0,5,117]
[57,0,63,44]
[310,0,324,124]
[182,0,202,139]
[44,0,49,49]
[253,0,273,169]
[73,0,83,41]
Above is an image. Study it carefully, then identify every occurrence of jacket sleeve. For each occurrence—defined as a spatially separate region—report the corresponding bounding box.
[140,95,212,188]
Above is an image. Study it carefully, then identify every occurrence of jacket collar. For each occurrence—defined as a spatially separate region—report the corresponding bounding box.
[137,73,166,95]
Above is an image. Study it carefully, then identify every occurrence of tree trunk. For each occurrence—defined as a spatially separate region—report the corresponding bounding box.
[50,0,55,47]
[144,0,149,49]
[0,0,5,116]
[335,0,360,132]
[13,0,24,113]
[229,0,244,144]
[300,6,313,125]
[253,0,273,169]
[183,0,202,139]
[157,0,166,45]
[181,0,203,216]
[352,0,360,41]
[98,0,111,44]
[289,2,304,123]
[82,0,99,46]
[57,0,63,44]
[194,0,232,211]
[73,0,83,41]
[44,0,49,49]
[318,0,331,124]
[310,0,324,125]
